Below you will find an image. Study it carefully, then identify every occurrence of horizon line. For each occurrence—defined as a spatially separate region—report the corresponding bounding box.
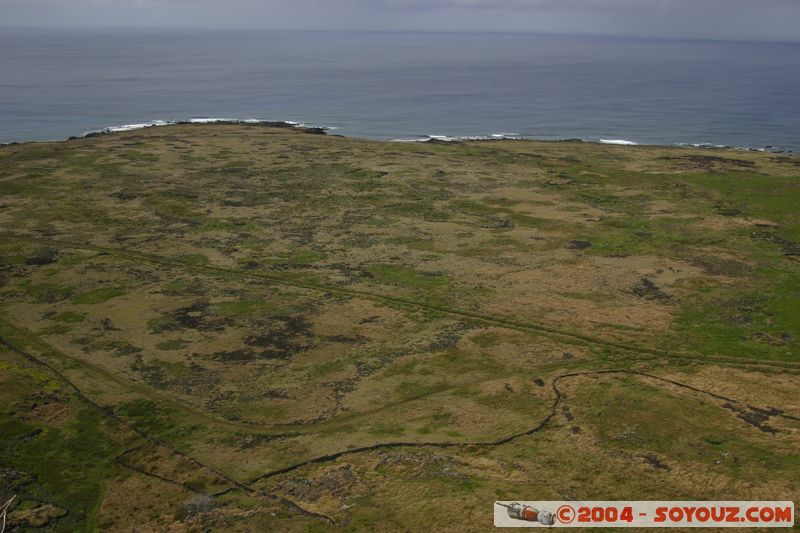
[1,25,799,46]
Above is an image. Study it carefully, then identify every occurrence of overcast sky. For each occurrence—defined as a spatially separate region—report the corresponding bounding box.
[1,0,799,42]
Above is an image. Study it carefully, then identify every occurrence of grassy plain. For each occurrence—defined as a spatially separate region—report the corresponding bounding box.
[1,123,799,531]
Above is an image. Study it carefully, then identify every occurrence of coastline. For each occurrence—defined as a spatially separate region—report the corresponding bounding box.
[2,117,799,531]
[0,117,795,155]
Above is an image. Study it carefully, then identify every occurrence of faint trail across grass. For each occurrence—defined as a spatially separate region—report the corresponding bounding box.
[0,333,335,524]
[248,368,800,485]
[3,327,797,526]
[6,232,800,370]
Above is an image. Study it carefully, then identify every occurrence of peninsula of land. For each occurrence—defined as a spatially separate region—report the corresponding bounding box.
[1,123,799,531]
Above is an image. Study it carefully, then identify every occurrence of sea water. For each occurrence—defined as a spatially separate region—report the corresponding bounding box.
[1,28,798,151]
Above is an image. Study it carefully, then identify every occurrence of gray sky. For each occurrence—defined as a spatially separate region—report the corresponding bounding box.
[2,0,799,42]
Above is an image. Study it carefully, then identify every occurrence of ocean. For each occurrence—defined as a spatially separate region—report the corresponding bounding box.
[1,28,799,151]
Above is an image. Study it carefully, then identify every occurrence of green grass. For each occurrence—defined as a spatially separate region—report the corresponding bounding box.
[156,339,189,351]
[19,281,74,304]
[576,378,800,479]
[71,287,126,305]
[367,421,406,437]
[178,253,210,266]
[147,315,179,334]
[395,379,451,401]
[369,264,449,289]
[669,285,799,361]
[0,353,128,532]
[469,331,501,348]
[115,399,178,436]
[53,311,87,323]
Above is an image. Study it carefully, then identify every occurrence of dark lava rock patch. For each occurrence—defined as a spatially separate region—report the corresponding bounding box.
[566,240,592,250]
[751,230,800,257]
[631,278,672,303]
[722,402,779,434]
